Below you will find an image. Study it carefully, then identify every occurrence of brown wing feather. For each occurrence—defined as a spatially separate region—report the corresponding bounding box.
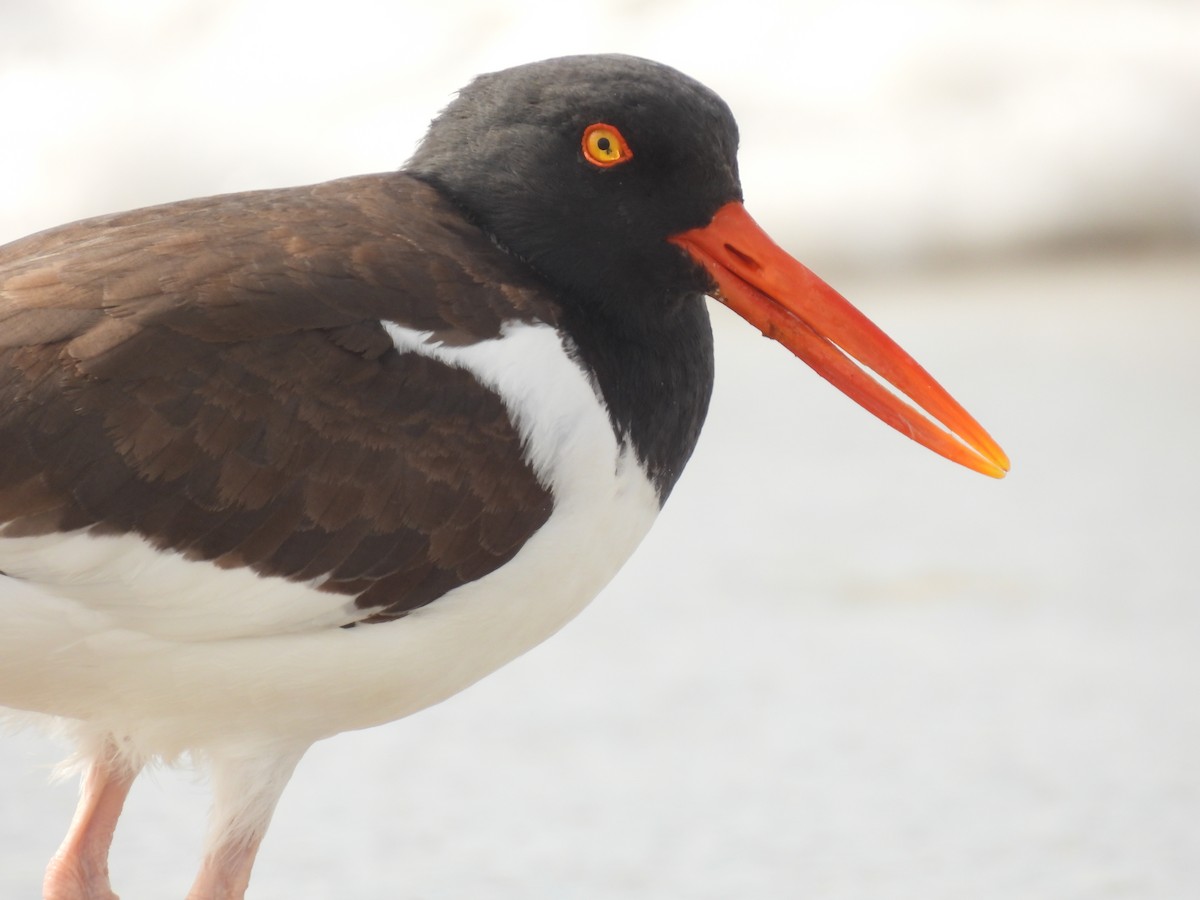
[0,174,560,622]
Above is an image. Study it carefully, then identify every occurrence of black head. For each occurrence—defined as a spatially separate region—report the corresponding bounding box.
[408,57,1012,489]
[406,54,742,307]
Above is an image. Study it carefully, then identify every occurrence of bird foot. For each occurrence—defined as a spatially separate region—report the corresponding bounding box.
[42,854,120,900]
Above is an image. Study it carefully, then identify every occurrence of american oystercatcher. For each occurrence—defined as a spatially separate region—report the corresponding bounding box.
[0,55,1008,899]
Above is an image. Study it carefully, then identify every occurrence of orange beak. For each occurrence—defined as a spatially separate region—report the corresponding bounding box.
[669,201,1009,478]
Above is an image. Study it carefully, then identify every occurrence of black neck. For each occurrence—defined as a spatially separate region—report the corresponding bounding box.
[558,290,714,504]
[408,170,717,503]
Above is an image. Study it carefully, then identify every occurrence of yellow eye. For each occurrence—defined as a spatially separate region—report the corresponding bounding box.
[582,123,633,168]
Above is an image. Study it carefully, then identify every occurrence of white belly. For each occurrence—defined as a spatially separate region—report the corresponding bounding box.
[0,321,660,760]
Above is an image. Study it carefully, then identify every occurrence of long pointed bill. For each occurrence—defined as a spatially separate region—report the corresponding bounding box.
[669,201,1009,478]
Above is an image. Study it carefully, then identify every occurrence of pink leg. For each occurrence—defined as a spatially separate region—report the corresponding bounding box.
[43,751,139,900]
[185,838,263,900]
[183,743,308,900]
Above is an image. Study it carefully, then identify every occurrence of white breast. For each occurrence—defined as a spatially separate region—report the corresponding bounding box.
[0,321,660,759]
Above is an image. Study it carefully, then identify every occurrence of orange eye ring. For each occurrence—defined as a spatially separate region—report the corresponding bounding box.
[582,123,633,168]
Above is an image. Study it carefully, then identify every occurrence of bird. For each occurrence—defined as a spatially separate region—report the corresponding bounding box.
[0,54,1008,899]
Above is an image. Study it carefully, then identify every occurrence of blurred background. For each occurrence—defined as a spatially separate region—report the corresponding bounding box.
[2,1,1198,898]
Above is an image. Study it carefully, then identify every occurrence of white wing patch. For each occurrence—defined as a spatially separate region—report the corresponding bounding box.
[382,320,616,496]
[0,530,358,641]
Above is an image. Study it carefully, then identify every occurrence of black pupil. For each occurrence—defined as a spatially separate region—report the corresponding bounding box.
[597,136,612,153]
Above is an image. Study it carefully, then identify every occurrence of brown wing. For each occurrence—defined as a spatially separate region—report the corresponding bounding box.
[0,174,559,623]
